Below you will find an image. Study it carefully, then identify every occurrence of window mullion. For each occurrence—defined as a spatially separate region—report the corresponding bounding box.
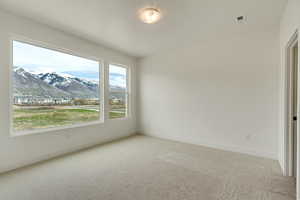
[103,61,110,121]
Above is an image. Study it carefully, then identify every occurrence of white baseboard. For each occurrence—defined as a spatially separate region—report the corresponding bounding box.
[0,133,136,174]
[1,132,278,174]
[140,133,278,160]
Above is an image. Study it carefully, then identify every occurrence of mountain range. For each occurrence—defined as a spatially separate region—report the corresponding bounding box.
[13,67,120,99]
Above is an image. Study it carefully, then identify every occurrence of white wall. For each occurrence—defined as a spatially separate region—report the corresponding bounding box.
[279,0,300,198]
[138,30,280,160]
[0,10,137,173]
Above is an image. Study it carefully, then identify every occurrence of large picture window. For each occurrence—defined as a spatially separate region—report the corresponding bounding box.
[12,40,102,134]
[109,64,128,119]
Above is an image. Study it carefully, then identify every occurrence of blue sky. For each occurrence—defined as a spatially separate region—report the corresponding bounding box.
[13,41,99,74]
[13,41,127,88]
[109,65,127,88]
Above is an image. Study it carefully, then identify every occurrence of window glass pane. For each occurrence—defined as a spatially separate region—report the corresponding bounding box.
[109,93,127,119]
[109,64,128,119]
[109,65,127,91]
[12,40,101,133]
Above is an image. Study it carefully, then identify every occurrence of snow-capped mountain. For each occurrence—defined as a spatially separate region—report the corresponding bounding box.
[39,72,99,98]
[13,67,70,98]
[13,67,100,99]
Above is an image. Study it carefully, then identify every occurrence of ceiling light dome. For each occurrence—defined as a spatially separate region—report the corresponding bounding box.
[139,7,162,24]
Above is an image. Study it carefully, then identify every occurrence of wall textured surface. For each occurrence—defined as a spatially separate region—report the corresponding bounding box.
[138,30,279,160]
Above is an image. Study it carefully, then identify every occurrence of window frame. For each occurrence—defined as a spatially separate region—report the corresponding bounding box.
[9,36,105,137]
[107,63,131,120]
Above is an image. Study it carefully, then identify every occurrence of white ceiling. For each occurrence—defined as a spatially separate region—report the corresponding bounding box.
[0,0,287,58]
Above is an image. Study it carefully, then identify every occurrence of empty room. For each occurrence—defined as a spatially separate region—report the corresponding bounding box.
[0,0,299,199]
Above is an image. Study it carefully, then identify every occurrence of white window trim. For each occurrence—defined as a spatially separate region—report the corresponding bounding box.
[9,36,105,137]
[107,63,131,120]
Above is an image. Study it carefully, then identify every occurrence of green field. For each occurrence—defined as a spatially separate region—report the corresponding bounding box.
[13,106,100,131]
[13,106,126,132]
[109,111,126,119]
[109,105,127,119]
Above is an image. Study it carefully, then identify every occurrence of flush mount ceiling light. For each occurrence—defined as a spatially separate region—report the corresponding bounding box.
[139,7,162,24]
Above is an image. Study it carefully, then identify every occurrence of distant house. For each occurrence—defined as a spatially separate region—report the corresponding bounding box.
[111,97,123,104]
[13,96,72,105]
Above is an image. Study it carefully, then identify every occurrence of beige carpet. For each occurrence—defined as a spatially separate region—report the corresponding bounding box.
[0,135,296,200]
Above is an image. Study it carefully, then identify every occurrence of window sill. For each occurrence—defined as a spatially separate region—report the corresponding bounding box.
[10,120,104,138]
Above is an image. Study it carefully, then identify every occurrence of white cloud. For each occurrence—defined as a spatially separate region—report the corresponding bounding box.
[13,41,99,73]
